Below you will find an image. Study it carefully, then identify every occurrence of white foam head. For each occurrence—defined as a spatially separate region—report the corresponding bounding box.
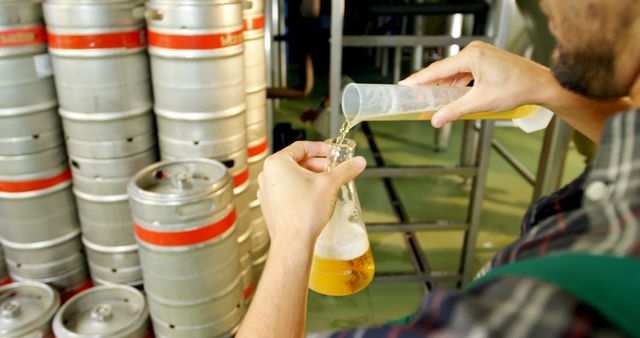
[313,199,369,260]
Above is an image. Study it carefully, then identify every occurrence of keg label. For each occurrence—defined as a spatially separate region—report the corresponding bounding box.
[234,167,250,188]
[33,53,53,78]
[0,26,46,47]
[47,29,146,49]
[248,139,269,159]
[147,30,244,49]
[244,16,265,32]
[134,209,237,246]
[0,167,71,193]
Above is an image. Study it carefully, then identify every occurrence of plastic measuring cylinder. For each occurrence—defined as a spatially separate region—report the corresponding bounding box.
[341,83,554,133]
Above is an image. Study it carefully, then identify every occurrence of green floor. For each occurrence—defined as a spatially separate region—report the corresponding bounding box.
[273,88,587,335]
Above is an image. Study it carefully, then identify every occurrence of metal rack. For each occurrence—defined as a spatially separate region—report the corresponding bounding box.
[328,0,514,288]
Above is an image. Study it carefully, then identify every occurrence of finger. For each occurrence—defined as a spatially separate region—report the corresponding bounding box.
[431,88,493,128]
[300,157,330,173]
[281,141,330,163]
[399,53,471,86]
[327,156,367,187]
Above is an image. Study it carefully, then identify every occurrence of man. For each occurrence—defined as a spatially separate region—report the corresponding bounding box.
[238,0,640,337]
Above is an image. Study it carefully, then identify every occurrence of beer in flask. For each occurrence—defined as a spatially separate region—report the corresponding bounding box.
[308,138,375,296]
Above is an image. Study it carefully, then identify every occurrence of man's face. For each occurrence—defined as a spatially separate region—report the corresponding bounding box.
[541,0,639,99]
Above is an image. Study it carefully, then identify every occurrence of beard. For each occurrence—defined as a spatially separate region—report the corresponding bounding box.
[550,44,621,100]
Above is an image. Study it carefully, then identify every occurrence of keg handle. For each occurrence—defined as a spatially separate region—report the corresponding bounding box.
[146,8,164,21]
[244,1,253,10]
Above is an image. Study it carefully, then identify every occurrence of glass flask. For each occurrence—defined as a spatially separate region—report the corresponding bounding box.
[308,138,375,296]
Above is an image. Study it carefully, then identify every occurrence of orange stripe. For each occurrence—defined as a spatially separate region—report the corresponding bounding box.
[0,277,11,286]
[135,209,236,246]
[0,167,72,193]
[243,16,265,32]
[233,167,249,188]
[61,279,93,303]
[148,30,243,50]
[47,29,146,49]
[0,26,47,47]
[243,281,254,300]
[248,139,269,159]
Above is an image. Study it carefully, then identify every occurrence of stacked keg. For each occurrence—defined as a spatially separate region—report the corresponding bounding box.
[244,0,271,284]
[43,0,157,287]
[129,160,244,337]
[0,0,91,301]
[53,285,151,337]
[146,0,256,303]
[0,281,61,337]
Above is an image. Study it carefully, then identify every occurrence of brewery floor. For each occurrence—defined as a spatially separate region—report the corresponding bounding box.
[272,73,588,334]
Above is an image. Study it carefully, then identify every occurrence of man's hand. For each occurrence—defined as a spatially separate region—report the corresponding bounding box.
[257,141,366,247]
[400,41,554,128]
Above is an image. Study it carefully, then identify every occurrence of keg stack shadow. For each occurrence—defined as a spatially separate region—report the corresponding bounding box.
[0,0,91,301]
[129,160,244,338]
[42,0,158,288]
[244,0,271,288]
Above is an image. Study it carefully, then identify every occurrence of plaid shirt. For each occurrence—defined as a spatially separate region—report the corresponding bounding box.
[319,108,640,338]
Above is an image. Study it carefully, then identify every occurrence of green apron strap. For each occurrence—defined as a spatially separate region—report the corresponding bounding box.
[467,253,640,337]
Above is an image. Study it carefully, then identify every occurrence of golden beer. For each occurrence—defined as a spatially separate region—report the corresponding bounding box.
[309,247,375,296]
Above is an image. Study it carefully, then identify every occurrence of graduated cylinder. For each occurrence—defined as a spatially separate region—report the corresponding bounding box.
[129,159,244,338]
[43,0,152,114]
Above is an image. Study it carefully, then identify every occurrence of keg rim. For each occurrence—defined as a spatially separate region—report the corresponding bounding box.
[1,229,80,250]
[128,158,231,204]
[73,189,128,203]
[0,281,60,336]
[154,104,246,120]
[59,105,152,121]
[82,237,138,253]
[0,178,71,199]
[0,101,58,117]
[52,284,148,338]
[145,274,243,306]
[91,276,144,288]
[149,303,243,332]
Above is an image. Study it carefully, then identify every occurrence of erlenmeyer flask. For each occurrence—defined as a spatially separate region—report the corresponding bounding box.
[308,138,375,296]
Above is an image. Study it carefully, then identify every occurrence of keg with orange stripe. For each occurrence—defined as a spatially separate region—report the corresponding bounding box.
[128,159,244,337]
[0,0,57,111]
[53,285,150,338]
[145,0,245,114]
[60,108,156,159]
[0,104,63,157]
[42,0,152,114]
[0,281,60,337]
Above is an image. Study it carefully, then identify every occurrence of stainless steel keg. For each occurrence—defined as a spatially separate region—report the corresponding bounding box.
[146,0,245,114]
[249,204,269,283]
[43,0,152,114]
[156,108,247,159]
[0,169,79,244]
[243,13,266,93]
[0,281,60,338]
[69,148,158,196]
[74,191,136,247]
[0,103,63,156]
[2,231,83,278]
[11,265,93,304]
[61,108,156,159]
[0,146,68,177]
[53,285,150,338]
[246,88,267,126]
[129,159,244,337]
[247,135,268,201]
[0,0,57,110]
[83,239,142,287]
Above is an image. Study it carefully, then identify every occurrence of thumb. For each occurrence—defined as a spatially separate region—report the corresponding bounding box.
[328,156,367,187]
[431,88,491,128]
